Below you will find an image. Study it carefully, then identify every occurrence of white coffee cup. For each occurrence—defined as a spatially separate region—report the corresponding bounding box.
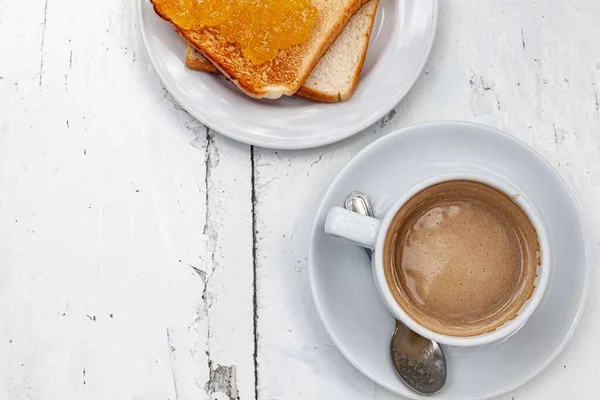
[324,173,550,347]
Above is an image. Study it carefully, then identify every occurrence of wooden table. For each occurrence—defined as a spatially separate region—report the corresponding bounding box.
[1,1,598,399]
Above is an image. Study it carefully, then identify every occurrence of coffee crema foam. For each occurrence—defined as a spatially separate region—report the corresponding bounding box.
[383,180,539,337]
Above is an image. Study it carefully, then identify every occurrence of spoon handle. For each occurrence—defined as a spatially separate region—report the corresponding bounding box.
[344,192,375,259]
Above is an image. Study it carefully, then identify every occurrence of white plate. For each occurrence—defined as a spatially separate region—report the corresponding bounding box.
[309,122,589,399]
[138,0,438,149]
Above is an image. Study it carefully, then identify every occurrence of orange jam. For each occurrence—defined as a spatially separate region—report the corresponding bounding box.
[156,0,318,64]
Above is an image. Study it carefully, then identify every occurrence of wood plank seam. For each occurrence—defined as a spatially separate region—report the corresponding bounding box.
[251,145,259,400]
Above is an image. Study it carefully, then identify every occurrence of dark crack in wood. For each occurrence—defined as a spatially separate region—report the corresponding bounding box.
[251,145,259,400]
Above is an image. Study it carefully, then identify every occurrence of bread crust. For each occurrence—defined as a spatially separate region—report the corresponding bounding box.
[185,45,218,73]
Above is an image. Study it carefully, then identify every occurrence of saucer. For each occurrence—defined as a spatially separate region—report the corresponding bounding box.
[308,121,589,399]
[138,0,437,149]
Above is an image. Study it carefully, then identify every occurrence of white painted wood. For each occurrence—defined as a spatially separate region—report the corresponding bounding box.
[0,1,253,400]
[254,1,600,399]
[2,0,600,399]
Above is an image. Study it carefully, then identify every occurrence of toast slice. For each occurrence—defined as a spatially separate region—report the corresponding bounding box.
[185,45,219,73]
[185,0,380,102]
[152,0,366,99]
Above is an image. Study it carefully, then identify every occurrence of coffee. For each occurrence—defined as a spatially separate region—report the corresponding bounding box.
[383,180,539,337]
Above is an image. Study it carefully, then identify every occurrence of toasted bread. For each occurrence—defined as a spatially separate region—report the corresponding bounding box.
[185,0,379,102]
[185,45,218,73]
[152,0,366,99]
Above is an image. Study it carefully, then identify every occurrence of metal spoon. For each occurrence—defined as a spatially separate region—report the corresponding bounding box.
[344,192,447,395]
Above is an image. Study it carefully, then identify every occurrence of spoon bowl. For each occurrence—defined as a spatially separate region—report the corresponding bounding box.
[391,320,447,395]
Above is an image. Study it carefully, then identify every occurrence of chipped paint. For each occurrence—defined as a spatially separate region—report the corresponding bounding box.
[205,362,239,400]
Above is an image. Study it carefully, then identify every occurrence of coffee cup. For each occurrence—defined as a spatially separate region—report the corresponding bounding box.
[324,173,549,347]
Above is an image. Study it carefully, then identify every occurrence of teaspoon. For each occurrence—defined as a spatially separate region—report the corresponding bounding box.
[344,192,447,395]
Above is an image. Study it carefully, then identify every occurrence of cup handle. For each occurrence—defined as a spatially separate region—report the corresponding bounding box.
[324,206,381,250]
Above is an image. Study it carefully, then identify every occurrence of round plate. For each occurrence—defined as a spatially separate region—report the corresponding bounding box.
[138,0,438,149]
[309,122,589,399]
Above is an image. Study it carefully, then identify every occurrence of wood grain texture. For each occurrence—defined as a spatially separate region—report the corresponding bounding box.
[1,0,599,399]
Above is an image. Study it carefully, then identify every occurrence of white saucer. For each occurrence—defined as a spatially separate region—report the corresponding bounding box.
[138,0,437,149]
[309,122,589,399]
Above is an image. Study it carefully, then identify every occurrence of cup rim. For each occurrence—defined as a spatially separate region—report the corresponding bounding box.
[372,173,551,347]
